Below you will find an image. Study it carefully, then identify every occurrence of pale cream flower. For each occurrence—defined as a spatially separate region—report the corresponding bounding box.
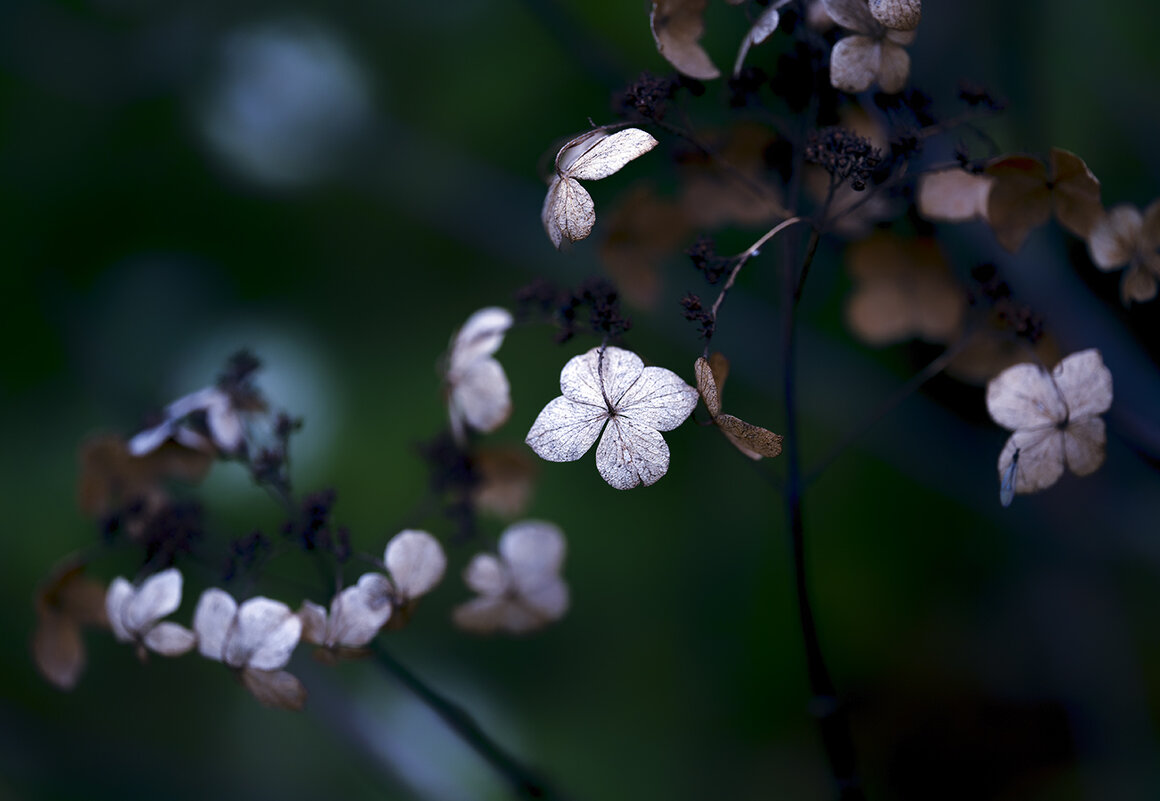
[445,307,513,443]
[453,521,569,635]
[985,349,1113,503]
[1087,200,1160,304]
[823,0,916,94]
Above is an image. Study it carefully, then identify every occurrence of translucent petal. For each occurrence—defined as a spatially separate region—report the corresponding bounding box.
[224,597,301,671]
[1064,417,1106,477]
[499,521,566,581]
[561,346,643,408]
[127,422,176,456]
[717,414,784,459]
[984,156,1051,253]
[328,583,391,648]
[986,362,1066,431]
[694,357,723,417]
[144,622,197,656]
[1087,205,1140,270]
[876,41,910,94]
[193,588,237,662]
[33,609,85,690]
[450,358,511,435]
[595,417,671,489]
[241,668,306,711]
[823,0,878,32]
[567,129,659,182]
[519,576,569,622]
[829,36,880,93]
[452,596,512,634]
[1001,429,1065,494]
[1051,349,1112,418]
[649,0,721,80]
[385,529,447,601]
[733,6,780,77]
[542,175,595,249]
[615,366,698,431]
[463,554,510,597]
[556,130,608,173]
[1050,148,1102,239]
[448,307,513,376]
[916,169,992,222]
[298,601,329,646]
[525,396,608,463]
[206,396,244,454]
[1122,261,1160,303]
[125,568,182,635]
[105,578,134,643]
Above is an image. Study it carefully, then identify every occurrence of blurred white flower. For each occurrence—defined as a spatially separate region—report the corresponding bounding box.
[1087,200,1160,304]
[453,521,569,635]
[128,386,246,457]
[193,588,305,709]
[301,529,446,650]
[985,349,1113,503]
[106,568,197,659]
[445,308,513,444]
[526,346,698,489]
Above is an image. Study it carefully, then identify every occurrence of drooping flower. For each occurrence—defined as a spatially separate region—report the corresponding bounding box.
[193,588,305,710]
[1087,200,1160,304]
[525,346,698,489]
[542,128,659,249]
[453,520,569,635]
[106,568,197,659]
[985,349,1113,503]
[823,0,917,94]
[444,307,513,444]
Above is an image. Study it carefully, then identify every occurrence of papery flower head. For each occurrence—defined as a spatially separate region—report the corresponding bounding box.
[453,520,569,635]
[193,588,305,709]
[525,345,698,489]
[824,0,917,94]
[1087,200,1160,304]
[106,567,197,660]
[444,307,513,444]
[985,349,1113,503]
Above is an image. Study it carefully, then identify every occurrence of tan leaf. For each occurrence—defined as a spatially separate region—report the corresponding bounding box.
[985,155,1052,253]
[650,0,720,80]
[717,414,784,459]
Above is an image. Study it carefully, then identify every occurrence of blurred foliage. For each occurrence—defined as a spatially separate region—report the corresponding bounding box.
[2,1,1160,800]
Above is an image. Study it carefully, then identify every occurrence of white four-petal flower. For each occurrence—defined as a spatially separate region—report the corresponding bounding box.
[453,520,569,635]
[985,349,1113,502]
[128,386,246,457]
[525,346,698,489]
[106,568,197,658]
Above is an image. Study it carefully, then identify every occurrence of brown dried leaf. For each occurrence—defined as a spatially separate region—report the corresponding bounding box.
[695,354,782,460]
[78,433,212,519]
[33,560,109,690]
[600,185,690,309]
[985,156,1051,253]
[678,124,788,227]
[472,446,538,519]
[650,0,720,80]
[240,668,307,711]
[694,356,723,418]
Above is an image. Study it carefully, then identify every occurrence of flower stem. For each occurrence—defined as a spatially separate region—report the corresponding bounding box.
[371,642,558,800]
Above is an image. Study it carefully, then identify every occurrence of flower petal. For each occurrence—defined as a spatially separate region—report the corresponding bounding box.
[1122,260,1160,303]
[542,175,596,249]
[452,596,516,634]
[616,366,698,431]
[225,597,301,671]
[125,568,183,636]
[143,622,197,656]
[1051,349,1112,418]
[298,601,329,646]
[450,358,511,438]
[876,41,910,94]
[985,362,1066,431]
[105,578,134,643]
[595,417,671,489]
[385,529,447,601]
[240,668,306,711]
[448,307,513,376]
[560,346,643,408]
[525,396,607,463]
[1001,429,1065,495]
[830,36,880,93]
[463,554,509,597]
[328,582,391,648]
[193,588,237,662]
[567,129,659,182]
[1064,417,1106,477]
[499,521,566,581]
[823,0,878,32]
[1088,204,1142,270]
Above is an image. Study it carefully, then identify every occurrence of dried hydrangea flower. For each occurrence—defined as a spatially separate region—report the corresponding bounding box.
[300,573,394,655]
[1087,200,1160,304]
[985,349,1113,502]
[844,234,966,345]
[542,128,659,249]
[916,169,993,223]
[823,0,917,94]
[444,307,513,444]
[694,354,783,460]
[33,559,109,690]
[106,568,197,659]
[984,148,1102,252]
[193,588,306,710]
[525,345,698,489]
[129,386,247,457]
[453,520,569,635]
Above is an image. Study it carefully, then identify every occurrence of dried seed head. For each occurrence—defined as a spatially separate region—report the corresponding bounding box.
[869,0,921,31]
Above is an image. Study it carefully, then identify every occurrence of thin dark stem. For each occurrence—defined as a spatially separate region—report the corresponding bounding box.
[371,642,558,800]
[781,190,866,801]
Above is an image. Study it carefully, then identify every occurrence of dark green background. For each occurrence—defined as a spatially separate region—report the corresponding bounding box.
[3,1,1159,799]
